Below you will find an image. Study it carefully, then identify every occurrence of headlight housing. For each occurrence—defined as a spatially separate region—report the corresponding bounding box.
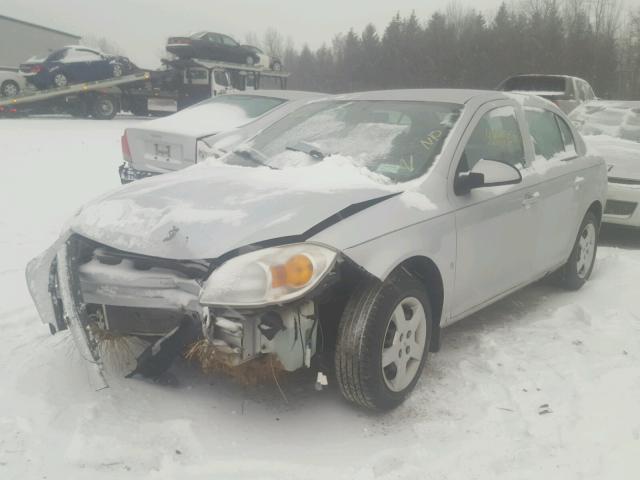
[200,244,337,307]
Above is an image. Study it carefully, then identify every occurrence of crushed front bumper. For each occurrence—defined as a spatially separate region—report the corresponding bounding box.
[26,234,320,385]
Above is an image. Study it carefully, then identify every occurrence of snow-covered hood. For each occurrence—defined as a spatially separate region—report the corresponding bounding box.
[133,102,254,137]
[583,135,640,181]
[70,158,399,260]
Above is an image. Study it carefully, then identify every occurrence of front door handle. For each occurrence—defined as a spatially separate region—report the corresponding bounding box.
[522,191,540,208]
[574,176,585,190]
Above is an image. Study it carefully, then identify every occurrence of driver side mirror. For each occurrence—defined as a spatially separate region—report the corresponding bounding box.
[454,159,522,196]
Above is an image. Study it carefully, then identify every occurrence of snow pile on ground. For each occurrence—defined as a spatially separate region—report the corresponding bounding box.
[0,117,639,479]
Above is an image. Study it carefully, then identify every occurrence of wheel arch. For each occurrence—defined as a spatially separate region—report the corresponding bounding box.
[389,255,444,352]
[587,200,603,226]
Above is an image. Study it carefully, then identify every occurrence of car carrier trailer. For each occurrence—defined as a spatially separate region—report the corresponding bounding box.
[0,59,290,119]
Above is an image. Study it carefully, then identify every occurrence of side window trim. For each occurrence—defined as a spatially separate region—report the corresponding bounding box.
[449,101,531,185]
[553,114,578,161]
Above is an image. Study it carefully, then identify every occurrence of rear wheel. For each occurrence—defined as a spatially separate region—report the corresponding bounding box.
[335,270,432,410]
[245,55,255,66]
[53,72,68,88]
[112,63,123,77]
[558,211,599,290]
[91,95,118,120]
[271,61,282,71]
[1,80,20,97]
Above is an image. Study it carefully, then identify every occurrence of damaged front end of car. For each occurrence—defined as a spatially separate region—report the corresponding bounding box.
[27,233,354,388]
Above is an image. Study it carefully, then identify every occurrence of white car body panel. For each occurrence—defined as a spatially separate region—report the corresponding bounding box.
[571,102,640,227]
[26,89,607,370]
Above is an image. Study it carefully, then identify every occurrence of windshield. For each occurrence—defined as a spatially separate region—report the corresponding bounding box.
[224,100,462,183]
[571,104,640,142]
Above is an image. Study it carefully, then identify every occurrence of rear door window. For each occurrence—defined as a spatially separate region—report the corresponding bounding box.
[63,49,102,62]
[556,116,576,153]
[460,106,525,172]
[205,33,222,44]
[525,108,574,160]
[221,36,238,47]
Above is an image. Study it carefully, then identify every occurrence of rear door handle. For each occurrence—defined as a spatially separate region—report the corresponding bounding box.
[522,191,540,208]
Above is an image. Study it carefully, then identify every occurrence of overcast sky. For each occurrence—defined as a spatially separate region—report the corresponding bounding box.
[2,0,638,67]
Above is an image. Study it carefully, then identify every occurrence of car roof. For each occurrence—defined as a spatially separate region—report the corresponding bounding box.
[225,90,327,101]
[506,74,572,79]
[333,89,505,104]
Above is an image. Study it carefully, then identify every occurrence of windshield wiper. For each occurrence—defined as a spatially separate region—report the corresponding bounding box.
[232,147,277,169]
[286,141,327,160]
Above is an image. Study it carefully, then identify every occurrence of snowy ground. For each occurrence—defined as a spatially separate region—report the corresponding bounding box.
[1,117,639,480]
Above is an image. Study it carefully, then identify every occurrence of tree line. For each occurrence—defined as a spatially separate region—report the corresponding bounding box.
[250,0,640,99]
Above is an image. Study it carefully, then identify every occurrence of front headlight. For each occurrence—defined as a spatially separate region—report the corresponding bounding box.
[200,244,337,307]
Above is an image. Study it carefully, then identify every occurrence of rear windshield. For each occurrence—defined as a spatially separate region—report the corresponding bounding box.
[501,76,566,94]
[198,95,286,118]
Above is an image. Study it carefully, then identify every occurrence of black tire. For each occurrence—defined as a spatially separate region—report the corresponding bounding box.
[1,80,20,97]
[335,269,432,410]
[558,211,599,290]
[91,95,118,120]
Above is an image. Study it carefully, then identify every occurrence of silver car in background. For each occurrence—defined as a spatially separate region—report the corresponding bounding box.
[27,90,606,410]
[119,90,326,183]
[570,101,640,227]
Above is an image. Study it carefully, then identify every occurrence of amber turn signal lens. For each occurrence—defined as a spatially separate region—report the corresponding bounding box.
[270,254,314,288]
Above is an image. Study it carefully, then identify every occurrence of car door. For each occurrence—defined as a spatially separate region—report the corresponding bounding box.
[201,33,224,60]
[523,107,583,274]
[64,49,107,81]
[220,35,243,63]
[449,101,539,320]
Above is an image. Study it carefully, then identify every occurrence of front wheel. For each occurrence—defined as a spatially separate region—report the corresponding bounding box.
[245,55,255,66]
[271,61,282,71]
[335,270,432,410]
[558,211,599,290]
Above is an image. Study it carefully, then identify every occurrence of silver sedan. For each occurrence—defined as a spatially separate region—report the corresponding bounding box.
[27,89,607,410]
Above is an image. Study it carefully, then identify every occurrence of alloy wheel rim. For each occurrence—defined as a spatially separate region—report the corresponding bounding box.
[54,74,67,87]
[3,83,18,96]
[576,223,596,279]
[381,297,427,392]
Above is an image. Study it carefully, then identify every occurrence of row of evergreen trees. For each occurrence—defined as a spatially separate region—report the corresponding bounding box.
[255,0,637,99]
